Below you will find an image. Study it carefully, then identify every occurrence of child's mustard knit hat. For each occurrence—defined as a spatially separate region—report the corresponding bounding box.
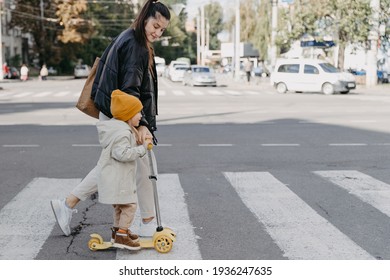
[110,89,143,121]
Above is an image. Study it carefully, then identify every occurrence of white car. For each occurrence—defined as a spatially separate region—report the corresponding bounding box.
[167,60,190,80]
[169,65,190,82]
[182,65,217,87]
[270,58,356,94]
[155,56,166,77]
[74,64,91,79]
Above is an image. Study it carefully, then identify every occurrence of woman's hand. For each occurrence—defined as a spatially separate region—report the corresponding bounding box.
[136,125,153,144]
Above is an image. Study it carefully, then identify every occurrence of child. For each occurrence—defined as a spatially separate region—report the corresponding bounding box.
[96,89,150,250]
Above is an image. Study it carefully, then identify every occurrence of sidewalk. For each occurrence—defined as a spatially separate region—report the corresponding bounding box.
[216,73,390,94]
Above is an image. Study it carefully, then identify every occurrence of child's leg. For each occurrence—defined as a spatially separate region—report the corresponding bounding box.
[118,203,137,230]
[114,204,140,250]
[113,204,121,228]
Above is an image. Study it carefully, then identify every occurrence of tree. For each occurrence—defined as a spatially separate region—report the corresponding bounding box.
[204,1,224,50]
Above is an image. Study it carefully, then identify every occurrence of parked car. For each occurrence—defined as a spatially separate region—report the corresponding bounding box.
[253,65,270,77]
[74,64,91,78]
[47,66,58,75]
[182,65,217,87]
[270,58,356,94]
[4,66,20,79]
[348,69,388,84]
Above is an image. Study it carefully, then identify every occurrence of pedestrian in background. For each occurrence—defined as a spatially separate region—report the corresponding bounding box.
[3,62,10,79]
[244,58,253,83]
[20,64,29,81]
[40,64,49,81]
[50,0,171,238]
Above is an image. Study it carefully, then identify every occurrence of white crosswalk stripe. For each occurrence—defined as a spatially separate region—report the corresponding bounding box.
[34,91,55,97]
[116,174,201,260]
[224,172,374,260]
[12,92,35,98]
[0,178,81,260]
[53,91,71,97]
[172,90,185,96]
[2,89,272,99]
[1,170,389,259]
[314,170,390,217]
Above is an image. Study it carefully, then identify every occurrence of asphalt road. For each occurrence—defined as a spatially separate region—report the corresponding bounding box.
[1,77,390,260]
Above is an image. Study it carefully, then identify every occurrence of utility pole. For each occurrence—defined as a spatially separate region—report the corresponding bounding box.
[366,0,380,86]
[197,14,201,65]
[234,0,240,80]
[200,4,205,65]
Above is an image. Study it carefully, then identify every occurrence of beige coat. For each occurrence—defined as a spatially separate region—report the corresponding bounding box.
[96,119,146,204]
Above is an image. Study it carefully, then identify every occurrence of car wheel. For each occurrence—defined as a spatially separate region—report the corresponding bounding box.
[322,83,334,95]
[276,82,287,93]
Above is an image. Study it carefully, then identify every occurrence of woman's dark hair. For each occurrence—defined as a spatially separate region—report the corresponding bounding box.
[132,0,171,47]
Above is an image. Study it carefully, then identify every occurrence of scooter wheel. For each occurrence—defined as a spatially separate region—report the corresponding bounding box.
[154,234,173,253]
[88,237,101,251]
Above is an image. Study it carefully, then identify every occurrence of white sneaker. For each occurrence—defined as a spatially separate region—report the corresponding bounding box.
[50,199,77,236]
[138,220,157,237]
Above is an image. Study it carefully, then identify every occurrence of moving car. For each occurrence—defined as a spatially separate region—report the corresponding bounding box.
[155,56,166,77]
[270,58,356,94]
[167,60,190,80]
[182,65,217,87]
[169,65,190,82]
[74,64,91,78]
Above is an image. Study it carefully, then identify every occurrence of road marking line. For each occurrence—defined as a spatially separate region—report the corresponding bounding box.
[245,90,260,95]
[224,172,373,259]
[0,178,81,260]
[172,90,185,96]
[116,174,201,260]
[12,92,34,98]
[53,91,71,97]
[224,90,242,96]
[34,91,53,97]
[159,90,166,96]
[2,144,40,148]
[314,170,390,218]
[207,90,223,95]
[191,90,204,96]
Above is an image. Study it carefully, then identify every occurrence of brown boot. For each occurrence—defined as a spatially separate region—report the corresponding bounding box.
[111,227,139,242]
[114,229,141,250]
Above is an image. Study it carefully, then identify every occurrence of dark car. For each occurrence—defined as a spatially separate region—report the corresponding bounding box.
[253,65,270,77]
[4,67,20,79]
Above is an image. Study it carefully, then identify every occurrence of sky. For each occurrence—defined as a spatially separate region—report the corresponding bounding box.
[185,0,230,20]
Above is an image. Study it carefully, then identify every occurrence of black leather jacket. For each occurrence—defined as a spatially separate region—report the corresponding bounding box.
[91,28,158,132]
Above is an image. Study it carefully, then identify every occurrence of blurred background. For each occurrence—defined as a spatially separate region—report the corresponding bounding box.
[0,0,389,85]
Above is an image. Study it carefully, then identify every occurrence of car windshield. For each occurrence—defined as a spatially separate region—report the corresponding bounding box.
[319,63,340,73]
[175,67,190,71]
[193,67,210,73]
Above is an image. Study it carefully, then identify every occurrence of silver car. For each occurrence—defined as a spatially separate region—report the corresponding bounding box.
[182,65,217,87]
[74,64,91,79]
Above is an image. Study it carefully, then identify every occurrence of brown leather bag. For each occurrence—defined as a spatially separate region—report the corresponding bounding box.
[75,57,100,119]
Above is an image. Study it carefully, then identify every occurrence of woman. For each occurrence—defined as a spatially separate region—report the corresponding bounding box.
[50,0,171,238]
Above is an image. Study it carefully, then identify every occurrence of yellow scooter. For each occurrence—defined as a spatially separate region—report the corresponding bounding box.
[88,142,176,253]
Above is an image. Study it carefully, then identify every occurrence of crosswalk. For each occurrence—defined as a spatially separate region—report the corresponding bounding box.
[0,170,389,260]
[0,89,272,101]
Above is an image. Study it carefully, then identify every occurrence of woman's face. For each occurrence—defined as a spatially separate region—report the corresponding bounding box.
[144,12,169,43]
